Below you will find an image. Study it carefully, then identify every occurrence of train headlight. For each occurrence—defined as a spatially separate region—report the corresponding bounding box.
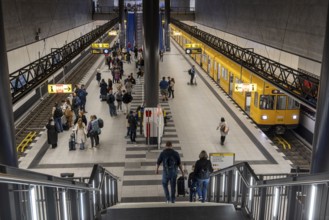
[261,115,268,120]
[292,114,298,120]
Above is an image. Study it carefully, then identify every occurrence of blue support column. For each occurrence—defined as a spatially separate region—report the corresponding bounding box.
[165,0,171,51]
[311,2,329,174]
[119,0,125,48]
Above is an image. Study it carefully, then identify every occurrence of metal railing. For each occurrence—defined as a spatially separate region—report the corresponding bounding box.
[208,162,328,219]
[9,17,119,104]
[171,19,319,111]
[0,164,119,219]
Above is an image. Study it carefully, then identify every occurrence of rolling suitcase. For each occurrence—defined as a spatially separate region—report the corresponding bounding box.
[69,132,76,151]
[177,176,185,197]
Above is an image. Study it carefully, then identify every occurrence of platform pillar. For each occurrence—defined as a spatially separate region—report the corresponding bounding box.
[119,0,125,48]
[143,0,159,145]
[311,2,329,173]
[165,0,171,51]
[0,1,20,219]
[143,0,159,108]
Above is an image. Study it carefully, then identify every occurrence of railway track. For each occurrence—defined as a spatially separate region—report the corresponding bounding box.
[14,46,107,157]
[266,129,311,170]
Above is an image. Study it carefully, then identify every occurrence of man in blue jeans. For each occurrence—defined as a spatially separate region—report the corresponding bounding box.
[156,141,184,203]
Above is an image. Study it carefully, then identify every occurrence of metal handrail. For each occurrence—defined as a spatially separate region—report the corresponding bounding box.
[171,19,319,111]
[209,162,328,219]
[0,173,94,191]
[0,163,119,219]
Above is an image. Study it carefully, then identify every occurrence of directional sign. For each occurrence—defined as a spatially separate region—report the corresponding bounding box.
[91,48,111,54]
[234,83,257,92]
[209,153,235,170]
[108,30,117,36]
[48,84,72,94]
[91,43,110,49]
[185,48,202,54]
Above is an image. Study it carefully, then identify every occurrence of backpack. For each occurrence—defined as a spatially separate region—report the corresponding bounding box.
[54,107,63,118]
[188,69,192,75]
[199,161,211,179]
[98,118,104,128]
[107,94,115,104]
[74,96,81,107]
[163,154,176,173]
[221,124,229,134]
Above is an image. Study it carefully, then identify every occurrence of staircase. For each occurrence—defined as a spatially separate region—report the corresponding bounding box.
[101,202,245,220]
[135,12,143,49]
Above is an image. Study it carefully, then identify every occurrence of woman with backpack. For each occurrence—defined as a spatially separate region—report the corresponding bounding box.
[216,117,229,145]
[194,150,213,203]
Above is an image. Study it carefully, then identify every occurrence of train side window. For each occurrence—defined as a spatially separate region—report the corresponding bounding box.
[287,97,300,110]
[222,67,228,80]
[254,92,259,107]
[259,95,275,110]
[276,95,287,110]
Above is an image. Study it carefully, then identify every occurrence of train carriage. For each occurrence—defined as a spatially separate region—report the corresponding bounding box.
[171,24,300,134]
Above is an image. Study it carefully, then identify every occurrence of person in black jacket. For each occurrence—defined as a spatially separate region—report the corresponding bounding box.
[194,150,214,203]
[46,118,58,149]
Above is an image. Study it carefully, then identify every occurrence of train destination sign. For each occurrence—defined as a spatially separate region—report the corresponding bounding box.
[48,84,72,94]
[234,83,257,92]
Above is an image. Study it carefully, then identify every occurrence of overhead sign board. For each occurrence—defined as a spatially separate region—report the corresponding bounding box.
[234,83,257,92]
[91,48,111,54]
[108,30,117,36]
[91,43,110,49]
[209,153,235,171]
[48,84,72,94]
[185,48,202,54]
[185,43,202,48]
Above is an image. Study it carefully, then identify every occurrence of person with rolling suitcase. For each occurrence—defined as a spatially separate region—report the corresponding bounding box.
[156,141,184,203]
[188,165,197,202]
[69,130,76,151]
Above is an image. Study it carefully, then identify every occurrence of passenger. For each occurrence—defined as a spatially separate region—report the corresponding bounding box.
[99,79,108,100]
[128,111,138,143]
[74,110,87,126]
[159,50,164,62]
[217,117,229,145]
[87,115,100,148]
[122,90,133,115]
[188,65,195,85]
[46,118,58,149]
[106,90,117,117]
[156,141,184,203]
[78,84,88,113]
[194,150,213,203]
[64,99,73,128]
[167,77,172,98]
[188,165,197,202]
[115,90,123,112]
[96,69,101,85]
[170,78,175,99]
[125,111,132,138]
[159,77,169,101]
[124,76,133,95]
[107,78,113,91]
[52,102,64,133]
[72,92,81,118]
[73,118,87,150]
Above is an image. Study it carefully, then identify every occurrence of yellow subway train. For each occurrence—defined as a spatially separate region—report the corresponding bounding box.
[171,25,300,134]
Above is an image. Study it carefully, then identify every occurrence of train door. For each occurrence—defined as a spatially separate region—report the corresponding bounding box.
[276,95,286,124]
[245,92,251,114]
[208,57,211,75]
[217,63,221,84]
[229,73,234,96]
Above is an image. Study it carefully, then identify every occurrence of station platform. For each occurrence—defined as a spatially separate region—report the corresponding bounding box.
[18,39,292,202]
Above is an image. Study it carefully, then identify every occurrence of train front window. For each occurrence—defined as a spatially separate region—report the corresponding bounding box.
[276,95,286,110]
[260,95,275,110]
[287,97,300,110]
